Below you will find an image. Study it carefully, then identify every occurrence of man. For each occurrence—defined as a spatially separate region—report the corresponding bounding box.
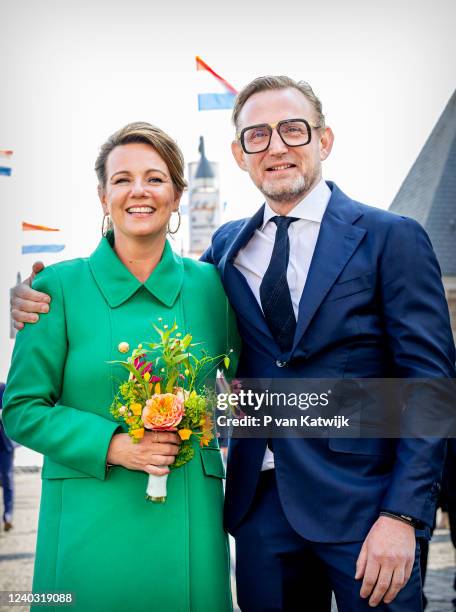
[11,77,455,611]
[0,382,14,531]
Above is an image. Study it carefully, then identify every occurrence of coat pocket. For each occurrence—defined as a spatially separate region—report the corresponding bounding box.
[200,448,225,479]
[324,273,373,302]
[41,458,94,480]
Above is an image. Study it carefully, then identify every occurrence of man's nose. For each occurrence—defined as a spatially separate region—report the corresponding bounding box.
[268,128,288,155]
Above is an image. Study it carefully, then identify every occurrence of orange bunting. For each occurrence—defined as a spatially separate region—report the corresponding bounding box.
[22,222,60,232]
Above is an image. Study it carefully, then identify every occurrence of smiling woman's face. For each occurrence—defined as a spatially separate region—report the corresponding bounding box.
[99,142,180,240]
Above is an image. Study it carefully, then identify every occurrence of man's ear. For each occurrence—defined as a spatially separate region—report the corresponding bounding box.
[319,127,334,161]
[231,140,248,171]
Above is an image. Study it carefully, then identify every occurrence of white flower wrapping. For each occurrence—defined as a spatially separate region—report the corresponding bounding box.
[146,473,168,503]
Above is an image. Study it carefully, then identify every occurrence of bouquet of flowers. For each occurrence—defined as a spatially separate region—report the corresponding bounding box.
[110,319,232,503]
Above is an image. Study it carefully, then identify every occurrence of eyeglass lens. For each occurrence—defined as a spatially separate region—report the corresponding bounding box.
[242,120,310,152]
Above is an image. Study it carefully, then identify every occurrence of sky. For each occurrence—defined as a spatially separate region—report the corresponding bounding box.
[0,0,455,379]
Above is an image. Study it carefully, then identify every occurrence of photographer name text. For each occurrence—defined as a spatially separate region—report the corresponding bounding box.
[216,415,350,429]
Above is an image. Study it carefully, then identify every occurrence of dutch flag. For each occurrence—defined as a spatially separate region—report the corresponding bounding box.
[196,56,237,111]
[21,221,65,254]
[0,150,13,176]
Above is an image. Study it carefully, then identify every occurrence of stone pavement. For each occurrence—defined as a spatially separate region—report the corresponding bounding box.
[1,472,455,612]
[0,472,40,612]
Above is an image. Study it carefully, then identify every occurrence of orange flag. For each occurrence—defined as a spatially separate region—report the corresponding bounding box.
[22,222,60,232]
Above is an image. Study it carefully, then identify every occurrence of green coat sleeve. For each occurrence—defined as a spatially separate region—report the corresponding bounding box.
[3,266,120,480]
[225,297,241,379]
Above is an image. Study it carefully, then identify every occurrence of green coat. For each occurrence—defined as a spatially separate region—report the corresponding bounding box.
[3,236,240,612]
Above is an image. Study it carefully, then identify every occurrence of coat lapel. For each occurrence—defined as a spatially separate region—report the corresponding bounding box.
[292,185,366,351]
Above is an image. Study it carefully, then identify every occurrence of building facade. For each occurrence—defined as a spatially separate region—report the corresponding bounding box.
[390,91,456,341]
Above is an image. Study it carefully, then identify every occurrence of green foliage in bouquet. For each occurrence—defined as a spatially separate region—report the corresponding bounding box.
[109,320,233,468]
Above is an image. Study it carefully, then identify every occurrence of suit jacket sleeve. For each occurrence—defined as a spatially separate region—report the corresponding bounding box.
[378,216,455,526]
[3,266,120,480]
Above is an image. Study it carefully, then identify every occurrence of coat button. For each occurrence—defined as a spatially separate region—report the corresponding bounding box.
[276,360,288,368]
[118,341,130,353]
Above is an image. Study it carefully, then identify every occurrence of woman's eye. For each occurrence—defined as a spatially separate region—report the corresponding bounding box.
[148,177,163,183]
[114,178,129,184]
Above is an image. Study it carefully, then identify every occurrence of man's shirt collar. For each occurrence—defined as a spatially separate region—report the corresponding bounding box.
[261,178,331,230]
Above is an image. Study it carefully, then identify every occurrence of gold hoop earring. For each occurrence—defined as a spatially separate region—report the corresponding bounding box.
[101,212,112,236]
[168,210,181,235]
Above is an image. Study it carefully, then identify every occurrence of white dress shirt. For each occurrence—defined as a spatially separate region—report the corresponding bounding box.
[234,179,332,470]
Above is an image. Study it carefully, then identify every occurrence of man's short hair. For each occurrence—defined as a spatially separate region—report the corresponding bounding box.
[232,76,325,130]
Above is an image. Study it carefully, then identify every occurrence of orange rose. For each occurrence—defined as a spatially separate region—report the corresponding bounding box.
[142,393,185,431]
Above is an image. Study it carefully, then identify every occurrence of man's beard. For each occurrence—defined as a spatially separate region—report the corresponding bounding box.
[260,173,315,203]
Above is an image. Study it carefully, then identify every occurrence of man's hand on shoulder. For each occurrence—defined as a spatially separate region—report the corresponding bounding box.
[11,261,50,330]
[355,515,415,607]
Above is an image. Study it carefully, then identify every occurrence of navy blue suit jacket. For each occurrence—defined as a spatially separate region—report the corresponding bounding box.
[202,182,455,542]
[0,383,14,453]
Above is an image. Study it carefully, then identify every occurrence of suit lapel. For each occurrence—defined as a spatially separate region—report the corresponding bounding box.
[219,205,274,341]
[219,205,265,276]
[292,186,366,351]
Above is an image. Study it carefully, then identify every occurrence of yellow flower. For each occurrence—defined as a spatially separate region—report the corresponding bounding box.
[155,382,161,394]
[178,428,193,441]
[131,428,145,440]
[144,372,151,382]
[199,413,214,447]
[130,403,142,416]
[125,416,137,425]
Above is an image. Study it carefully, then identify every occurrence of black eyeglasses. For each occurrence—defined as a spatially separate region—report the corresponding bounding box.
[237,118,322,154]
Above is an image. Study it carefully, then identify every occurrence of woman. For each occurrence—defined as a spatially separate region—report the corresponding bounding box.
[3,122,239,611]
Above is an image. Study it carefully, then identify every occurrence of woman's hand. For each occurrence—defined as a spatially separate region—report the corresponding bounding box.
[107,431,181,476]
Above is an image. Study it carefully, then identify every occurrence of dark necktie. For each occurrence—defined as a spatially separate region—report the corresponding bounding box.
[260,216,299,353]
